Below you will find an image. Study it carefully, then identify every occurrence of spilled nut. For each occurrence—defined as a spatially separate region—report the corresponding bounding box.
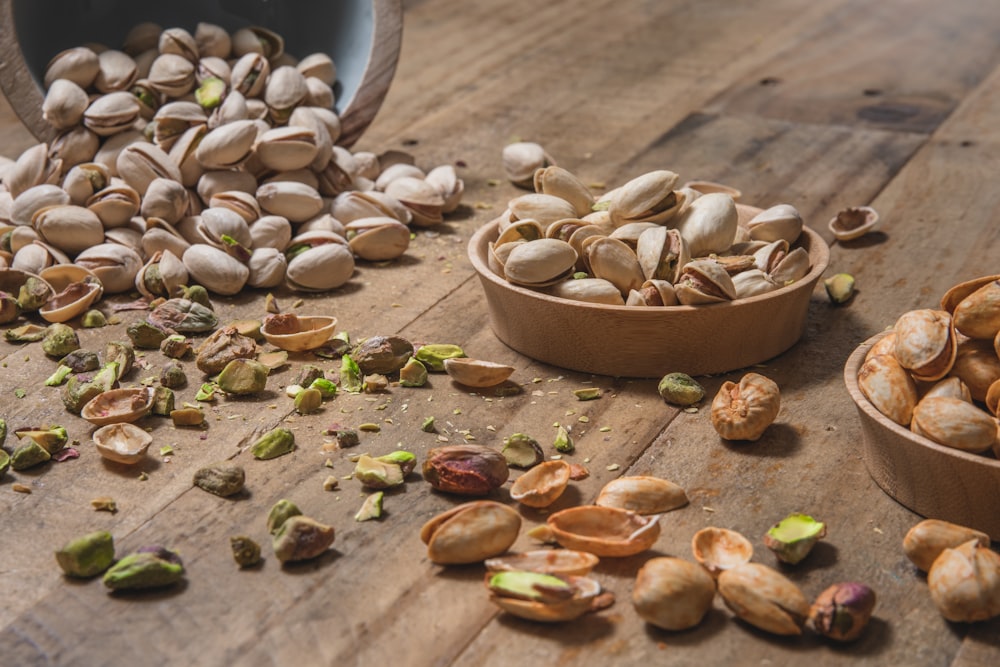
[633,557,716,631]
[421,500,521,565]
[717,562,810,635]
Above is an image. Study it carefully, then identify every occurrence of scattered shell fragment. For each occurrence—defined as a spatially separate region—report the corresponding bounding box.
[92,422,153,464]
[260,313,337,351]
[595,476,689,515]
[81,387,153,426]
[828,206,879,241]
[691,526,754,576]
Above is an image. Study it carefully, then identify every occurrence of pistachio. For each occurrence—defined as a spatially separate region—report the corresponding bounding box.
[45,365,73,387]
[355,491,384,522]
[230,536,262,568]
[717,563,810,635]
[423,445,510,495]
[573,387,601,401]
[5,323,48,342]
[103,341,135,379]
[272,515,335,563]
[250,427,295,460]
[42,323,81,358]
[809,582,877,642]
[763,513,827,565]
[633,557,716,631]
[825,273,856,304]
[0,450,9,477]
[595,476,688,515]
[127,320,170,349]
[195,325,257,375]
[351,335,414,374]
[553,425,574,454]
[294,387,323,414]
[399,358,428,387]
[217,358,269,395]
[12,441,52,470]
[657,372,705,406]
[267,499,303,535]
[296,364,326,388]
[160,362,187,388]
[414,344,466,371]
[170,406,204,427]
[151,386,175,416]
[160,334,192,359]
[55,531,116,578]
[339,354,363,393]
[326,428,359,448]
[501,433,544,468]
[353,454,405,489]
[148,298,218,333]
[309,378,338,399]
[193,463,246,497]
[927,539,1000,622]
[421,501,522,564]
[103,550,185,590]
[710,372,781,441]
[61,349,100,373]
[903,519,991,572]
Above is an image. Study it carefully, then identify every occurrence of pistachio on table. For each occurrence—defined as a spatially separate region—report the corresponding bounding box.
[354,491,384,522]
[55,530,116,578]
[421,501,521,565]
[103,547,185,591]
[230,535,262,568]
[217,358,269,395]
[267,499,303,535]
[717,562,810,635]
[809,582,877,642]
[272,515,335,563]
[193,463,246,497]
[657,372,705,406]
[423,445,509,495]
[903,518,991,572]
[633,557,716,631]
[710,372,781,441]
[250,427,295,460]
[595,476,688,515]
[927,539,1000,622]
[501,433,543,468]
[487,570,608,623]
[294,387,323,414]
[763,513,827,565]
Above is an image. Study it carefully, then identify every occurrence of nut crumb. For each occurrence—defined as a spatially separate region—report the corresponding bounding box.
[606,464,620,471]
[12,483,31,494]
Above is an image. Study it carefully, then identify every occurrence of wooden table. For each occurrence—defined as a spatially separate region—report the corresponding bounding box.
[2,0,999,664]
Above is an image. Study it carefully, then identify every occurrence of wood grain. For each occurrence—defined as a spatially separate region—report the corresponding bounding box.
[1,0,999,665]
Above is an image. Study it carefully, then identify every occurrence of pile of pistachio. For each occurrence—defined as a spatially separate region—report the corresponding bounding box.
[0,21,464,306]
[857,274,1000,458]
[495,142,810,306]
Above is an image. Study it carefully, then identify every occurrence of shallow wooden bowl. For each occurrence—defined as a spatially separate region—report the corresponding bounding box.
[0,0,402,147]
[468,214,830,378]
[844,332,1000,540]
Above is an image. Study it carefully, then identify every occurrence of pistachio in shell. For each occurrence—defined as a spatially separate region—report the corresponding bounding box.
[421,500,521,565]
[927,539,1000,622]
[809,582,877,642]
[195,325,258,375]
[42,323,80,358]
[717,562,810,635]
[657,372,705,406]
[595,476,689,515]
[902,519,991,572]
[423,445,510,495]
[487,570,604,623]
[633,557,716,631]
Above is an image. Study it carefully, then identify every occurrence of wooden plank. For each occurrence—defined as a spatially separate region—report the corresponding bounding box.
[703,0,1000,134]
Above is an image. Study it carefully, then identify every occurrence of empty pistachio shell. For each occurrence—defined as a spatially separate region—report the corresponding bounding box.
[509,460,571,508]
[485,550,599,577]
[692,527,753,576]
[595,476,689,515]
[423,445,509,495]
[546,506,660,557]
[93,422,153,464]
[443,357,515,387]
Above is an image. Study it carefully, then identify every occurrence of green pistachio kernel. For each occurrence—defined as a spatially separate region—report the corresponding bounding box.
[339,354,363,393]
[309,378,338,399]
[399,357,428,387]
[502,433,544,468]
[487,570,573,602]
[267,499,303,535]
[151,386,175,416]
[294,387,323,414]
[657,372,705,407]
[553,426,575,454]
[11,441,51,470]
[353,455,405,489]
[355,491,384,522]
[414,344,466,372]
[251,427,296,460]
[763,513,827,565]
[44,365,73,387]
[55,531,115,578]
[421,416,436,433]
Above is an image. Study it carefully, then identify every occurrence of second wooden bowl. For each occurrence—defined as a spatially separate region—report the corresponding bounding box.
[468,215,830,378]
[844,332,1000,540]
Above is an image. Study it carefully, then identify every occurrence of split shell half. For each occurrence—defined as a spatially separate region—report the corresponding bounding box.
[546,505,660,557]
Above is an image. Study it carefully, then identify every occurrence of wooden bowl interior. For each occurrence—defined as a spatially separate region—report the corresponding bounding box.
[468,219,830,378]
[0,0,401,146]
[844,332,1000,539]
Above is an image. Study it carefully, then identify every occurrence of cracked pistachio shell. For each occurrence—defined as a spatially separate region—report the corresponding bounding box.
[584,235,645,297]
[533,166,594,218]
[633,557,716,631]
[45,47,100,89]
[710,372,780,441]
[547,506,661,558]
[893,309,957,382]
[421,500,521,564]
[94,49,138,93]
[608,170,681,226]
[83,91,140,137]
[384,177,444,227]
[718,563,810,635]
[73,244,142,294]
[12,184,71,226]
[230,53,271,97]
[673,192,739,258]
[7,143,62,199]
[56,530,115,578]
[148,53,196,97]
[257,181,324,222]
[195,120,258,170]
[33,205,105,256]
[487,571,604,623]
[296,53,336,86]
[247,247,288,288]
[116,143,182,196]
[692,527,754,576]
[510,459,571,508]
[232,26,284,60]
[675,259,737,305]
[93,422,153,464]
[346,217,410,261]
[857,353,918,426]
[910,396,997,453]
[61,163,110,205]
[85,183,141,228]
[425,165,464,214]
[140,178,189,224]
[546,278,624,306]
[195,23,232,59]
[503,238,577,287]
[747,204,804,244]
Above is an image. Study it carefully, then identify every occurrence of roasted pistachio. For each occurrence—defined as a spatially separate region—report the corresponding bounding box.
[55,530,115,578]
[42,323,81,357]
[294,387,323,414]
[501,433,544,468]
[195,325,257,374]
[193,463,246,497]
[103,341,135,379]
[903,519,991,572]
[16,425,68,453]
[809,582,877,642]
[217,358,269,394]
[423,445,510,495]
[414,343,466,371]
[81,309,108,328]
[5,323,48,342]
[272,515,335,563]
[103,550,185,590]
[763,513,827,565]
[353,454,405,489]
[45,365,74,386]
[148,298,218,333]
[351,335,414,374]
[267,499,303,535]
[230,535,262,568]
[309,377,338,399]
[399,357,428,387]
[11,441,52,470]
[160,361,187,388]
[160,334,192,359]
[355,491,384,522]
[927,539,1000,622]
[573,387,601,401]
[657,372,705,406]
[711,372,780,441]
[61,349,100,373]
[633,557,716,631]
[717,563,810,635]
[127,320,169,349]
[151,386,175,416]
[170,406,204,426]
[250,427,295,460]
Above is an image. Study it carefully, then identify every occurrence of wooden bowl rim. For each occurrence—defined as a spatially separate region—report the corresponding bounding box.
[0,0,402,147]
[468,218,831,316]
[843,330,1000,471]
